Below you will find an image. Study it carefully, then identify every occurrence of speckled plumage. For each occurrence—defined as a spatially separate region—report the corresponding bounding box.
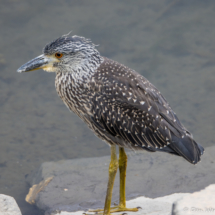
[51,35,204,164]
[17,34,205,214]
[18,34,204,165]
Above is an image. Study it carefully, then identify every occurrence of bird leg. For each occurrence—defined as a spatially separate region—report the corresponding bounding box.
[88,146,138,215]
[106,147,138,213]
[118,147,128,208]
[88,145,118,215]
[103,144,119,215]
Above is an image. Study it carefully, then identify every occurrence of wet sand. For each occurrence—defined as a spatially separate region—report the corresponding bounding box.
[0,0,215,214]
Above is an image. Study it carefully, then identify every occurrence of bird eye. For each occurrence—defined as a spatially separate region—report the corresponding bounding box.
[55,53,63,59]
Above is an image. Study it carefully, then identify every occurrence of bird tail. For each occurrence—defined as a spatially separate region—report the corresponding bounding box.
[168,134,204,164]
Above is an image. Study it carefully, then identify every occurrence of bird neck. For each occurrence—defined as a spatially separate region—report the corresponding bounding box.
[64,55,103,84]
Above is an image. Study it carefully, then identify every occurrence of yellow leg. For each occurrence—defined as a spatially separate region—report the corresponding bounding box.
[88,145,118,215]
[108,147,138,213]
[88,146,138,215]
[118,147,127,207]
[103,145,118,215]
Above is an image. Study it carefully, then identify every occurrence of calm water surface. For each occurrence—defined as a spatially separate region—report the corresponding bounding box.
[0,0,215,214]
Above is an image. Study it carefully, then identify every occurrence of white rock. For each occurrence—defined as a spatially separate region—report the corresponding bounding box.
[55,193,189,215]
[0,194,22,215]
[172,184,215,215]
[55,212,85,215]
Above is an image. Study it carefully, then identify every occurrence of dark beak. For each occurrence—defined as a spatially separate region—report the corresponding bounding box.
[17,54,52,73]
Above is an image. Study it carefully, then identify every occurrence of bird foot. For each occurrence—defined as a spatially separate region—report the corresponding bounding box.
[87,205,139,214]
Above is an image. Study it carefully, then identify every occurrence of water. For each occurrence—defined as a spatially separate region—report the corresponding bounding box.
[0,0,215,214]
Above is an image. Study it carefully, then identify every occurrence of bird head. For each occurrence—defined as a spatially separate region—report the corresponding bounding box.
[17,34,102,74]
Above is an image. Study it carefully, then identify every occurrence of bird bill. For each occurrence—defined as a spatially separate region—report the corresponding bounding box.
[17,54,57,73]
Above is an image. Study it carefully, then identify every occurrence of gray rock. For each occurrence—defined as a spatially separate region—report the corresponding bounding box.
[172,184,215,215]
[0,194,22,215]
[26,146,215,214]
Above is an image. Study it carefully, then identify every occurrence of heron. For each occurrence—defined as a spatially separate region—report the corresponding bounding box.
[17,34,204,215]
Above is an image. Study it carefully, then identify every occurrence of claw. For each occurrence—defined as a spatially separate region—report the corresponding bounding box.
[88,205,139,214]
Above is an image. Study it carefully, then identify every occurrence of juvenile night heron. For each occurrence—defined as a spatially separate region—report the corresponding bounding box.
[17,34,204,215]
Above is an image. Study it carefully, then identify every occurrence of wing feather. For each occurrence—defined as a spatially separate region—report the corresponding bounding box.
[84,57,203,163]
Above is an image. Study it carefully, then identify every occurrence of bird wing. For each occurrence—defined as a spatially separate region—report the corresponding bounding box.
[88,62,189,151]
